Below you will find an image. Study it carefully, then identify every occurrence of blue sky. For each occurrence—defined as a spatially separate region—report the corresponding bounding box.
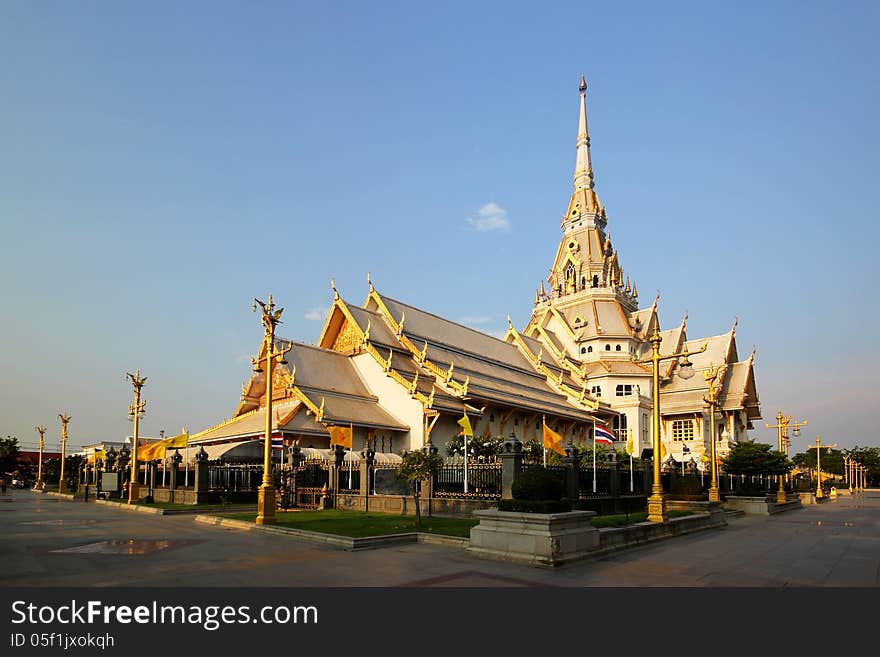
[1,1,877,454]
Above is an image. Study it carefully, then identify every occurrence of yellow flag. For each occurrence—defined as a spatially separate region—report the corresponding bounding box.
[165,431,188,449]
[625,430,634,456]
[700,446,709,463]
[144,440,169,461]
[542,422,566,457]
[328,425,353,449]
[457,414,473,437]
[659,438,667,461]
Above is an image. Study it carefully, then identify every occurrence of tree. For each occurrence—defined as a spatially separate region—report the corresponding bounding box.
[722,440,791,477]
[0,436,21,475]
[445,434,503,459]
[396,450,444,528]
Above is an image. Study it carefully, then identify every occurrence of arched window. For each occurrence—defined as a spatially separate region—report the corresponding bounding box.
[605,344,611,351]
[580,347,586,354]
[615,344,622,351]
[489,413,495,423]
[587,346,593,353]
[592,275,599,288]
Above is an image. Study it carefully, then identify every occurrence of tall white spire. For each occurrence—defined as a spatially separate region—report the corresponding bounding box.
[573,75,594,191]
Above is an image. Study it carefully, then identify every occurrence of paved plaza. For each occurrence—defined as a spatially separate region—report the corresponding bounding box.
[1,490,878,587]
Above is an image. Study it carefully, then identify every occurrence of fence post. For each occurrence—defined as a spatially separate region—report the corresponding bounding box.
[608,451,620,499]
[562,443,579,502]
[500,431,523,500]
[194,448,209,502]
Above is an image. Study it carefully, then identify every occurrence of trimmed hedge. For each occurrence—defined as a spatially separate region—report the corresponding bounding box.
[511,466,565,501]
[498,499,572,514]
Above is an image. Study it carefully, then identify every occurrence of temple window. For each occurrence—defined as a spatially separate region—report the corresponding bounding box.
[615,345,621,351]
[672,420,694,441]
[605,344,611,351]
[590,385,602,397]
[612,414,628,435]
[587,346,593,353]
[616,384,634,397]
[580,347,586,354]
[592,275,599,287]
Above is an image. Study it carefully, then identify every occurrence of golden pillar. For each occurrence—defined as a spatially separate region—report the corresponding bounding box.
[765,411,806,505]
[57,413,71,493]
[633,326,705,522]
[807,435,836,499]
[253,294,293,526]
[34,425,46,491]
[125,370,147,504]
[703,365,722,503]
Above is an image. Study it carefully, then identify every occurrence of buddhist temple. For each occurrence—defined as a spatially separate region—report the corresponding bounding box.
[189,75,761,467]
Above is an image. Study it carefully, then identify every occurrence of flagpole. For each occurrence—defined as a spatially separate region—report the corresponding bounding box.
[463,431,468,494]
[592,425,597,494]
[541,416,546,468]
[184,431,189,487]
[627,429,636,493]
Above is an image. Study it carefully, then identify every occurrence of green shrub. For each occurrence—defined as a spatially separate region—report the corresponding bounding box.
[670,475,703,496]
[498,499,572,514]
[511,466,565,501]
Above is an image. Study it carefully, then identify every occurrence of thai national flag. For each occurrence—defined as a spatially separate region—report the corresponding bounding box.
[594,424,615,445]
[271,437,285,450]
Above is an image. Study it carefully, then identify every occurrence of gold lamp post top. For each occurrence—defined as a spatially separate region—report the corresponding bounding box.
[126,369,147,390]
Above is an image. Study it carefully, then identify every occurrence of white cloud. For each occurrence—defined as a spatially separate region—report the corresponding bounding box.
[467,202,510,232]
[304,306,329,321]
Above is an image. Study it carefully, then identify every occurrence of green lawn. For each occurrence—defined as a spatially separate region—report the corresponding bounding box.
[589,509,694,528]
[220,509,479,538]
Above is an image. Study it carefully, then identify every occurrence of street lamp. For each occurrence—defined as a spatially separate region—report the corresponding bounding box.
[125,370,147,504]
[633,325,706,522]
[57,413,71,494]
[807,435,836,500]
[34,426,46,491]
[702,364,723,503]
[253,294,293,525]
[765,411,807,504]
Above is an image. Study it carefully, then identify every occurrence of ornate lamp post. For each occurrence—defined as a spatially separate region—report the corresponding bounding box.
[807,435,836,499]
[765,411,807,504]
[57,413,71,493]
[34,425,47,491]
[702,364,723,503]
[633,325,706,522]
[253,294,293,525]
[843,455,852,493]
[125,370,147,504]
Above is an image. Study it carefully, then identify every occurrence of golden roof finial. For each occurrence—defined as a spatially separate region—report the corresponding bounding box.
[397,311,406,337]
[446,361,455,383]
[749,344,757,362]
[419,339,428,363]
[367,271,373,292]
[384,348,393,372]
[426,387,435,408]
[461,376,469,397]
[331,278,338,300]
[732,316,739,336]
[632,282,638,298]
[625,277,631,293]
[410,371,420,395]
[317,397,325,422]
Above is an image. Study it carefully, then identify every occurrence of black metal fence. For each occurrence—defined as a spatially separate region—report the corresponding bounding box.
[433,463,501,499]
[207,463,263,492]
